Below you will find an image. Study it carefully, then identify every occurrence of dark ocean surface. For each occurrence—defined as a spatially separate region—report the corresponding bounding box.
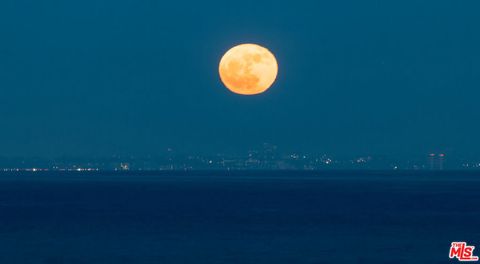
[0,171,479,264]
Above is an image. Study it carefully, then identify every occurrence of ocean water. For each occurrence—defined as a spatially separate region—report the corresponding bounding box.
[0,171,479,264]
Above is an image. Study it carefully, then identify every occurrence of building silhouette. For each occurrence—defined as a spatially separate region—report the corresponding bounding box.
[428,153,445,170]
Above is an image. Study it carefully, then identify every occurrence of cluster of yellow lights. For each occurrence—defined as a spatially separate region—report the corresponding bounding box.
[219,44,278,95]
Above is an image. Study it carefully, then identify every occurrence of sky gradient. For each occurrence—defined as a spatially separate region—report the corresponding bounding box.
[0,0,479,158]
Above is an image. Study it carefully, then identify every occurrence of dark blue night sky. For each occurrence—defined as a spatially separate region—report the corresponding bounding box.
[0,0,479,158]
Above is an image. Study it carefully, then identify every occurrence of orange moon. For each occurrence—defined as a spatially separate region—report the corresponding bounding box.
[219,44,278,95]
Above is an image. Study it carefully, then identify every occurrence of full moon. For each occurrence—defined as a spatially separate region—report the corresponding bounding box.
[219,44,278,95]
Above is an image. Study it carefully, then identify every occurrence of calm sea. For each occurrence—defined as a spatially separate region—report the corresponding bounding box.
[0,171,478,264]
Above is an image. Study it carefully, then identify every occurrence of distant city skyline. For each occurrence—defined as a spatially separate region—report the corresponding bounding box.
[1,143,479,171]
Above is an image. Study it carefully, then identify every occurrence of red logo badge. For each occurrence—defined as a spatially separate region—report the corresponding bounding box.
[450,242,479,261]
